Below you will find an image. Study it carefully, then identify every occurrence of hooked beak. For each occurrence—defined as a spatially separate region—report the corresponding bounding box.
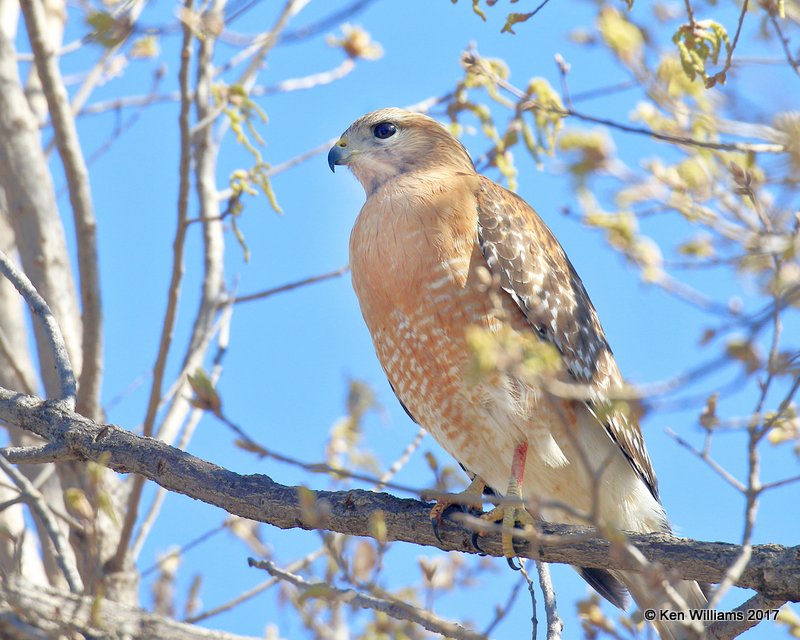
[328,139,352,172]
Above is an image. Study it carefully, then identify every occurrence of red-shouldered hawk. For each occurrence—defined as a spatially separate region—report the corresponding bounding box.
[329,108,706,640]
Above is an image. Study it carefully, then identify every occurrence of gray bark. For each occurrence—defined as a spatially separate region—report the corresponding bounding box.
[1,388,798,603]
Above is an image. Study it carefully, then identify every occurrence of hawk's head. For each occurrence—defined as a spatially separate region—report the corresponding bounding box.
[328,108,474,195]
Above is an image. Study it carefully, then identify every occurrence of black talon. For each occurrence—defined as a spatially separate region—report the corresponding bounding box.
[471,531,486,555]
[507,556,522,571]
[431,517,443,542]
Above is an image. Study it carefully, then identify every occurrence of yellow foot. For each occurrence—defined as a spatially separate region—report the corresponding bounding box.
[423,475,486,542]
[477,442,535,569]
[479,500,536,568]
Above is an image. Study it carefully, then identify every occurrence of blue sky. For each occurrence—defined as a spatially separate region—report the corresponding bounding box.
[28,0,799,637]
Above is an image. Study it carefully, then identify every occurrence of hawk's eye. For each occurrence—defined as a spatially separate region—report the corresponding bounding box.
[373,122,397,139]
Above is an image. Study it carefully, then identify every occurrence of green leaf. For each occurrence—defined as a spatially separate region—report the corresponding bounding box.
[187,369,222,416]
[502,12,535,34]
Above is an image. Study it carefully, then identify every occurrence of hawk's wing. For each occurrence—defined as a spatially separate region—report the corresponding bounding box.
[474,177,659,500]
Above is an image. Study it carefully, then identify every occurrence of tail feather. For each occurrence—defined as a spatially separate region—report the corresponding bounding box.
[578,567,629,609]
[622,572,708,640]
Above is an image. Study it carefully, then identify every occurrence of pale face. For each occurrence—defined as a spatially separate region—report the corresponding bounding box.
[328,108,474,195]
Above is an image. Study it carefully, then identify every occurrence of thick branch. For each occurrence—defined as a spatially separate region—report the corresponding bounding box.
[0,575,260,640]
[1,388,798,602]
[0,21,82,397]
[19,0,104,420]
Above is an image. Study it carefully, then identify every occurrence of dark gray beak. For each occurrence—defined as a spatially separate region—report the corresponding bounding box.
[327,143,351,172]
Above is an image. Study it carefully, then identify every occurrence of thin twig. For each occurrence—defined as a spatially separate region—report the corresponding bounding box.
[232,266,349,304]
[0,454,83,592]
[184,425,422,624]
[767,7,800,77]
[709,186,785,609]
[533,101,783,153]
[683,0,697,30]
[276,0,377,45]
[714,0,749,82]
[81,66,167,170]
[0,327,37,396]
[569,79,638,103]
[210,410,423,496]
[185,548,325,623]
[236,0,312,90]
[131,299,235,562]
[141,522,228,578]
[0,250,76,407]
[249,559,488,640]
[466,52,787,154]
[761,473,800,492]
[518,562,537,640]
[15,36,85,61]
[377,427,425,490]
[482,575,526,636]
[665,428,746,492]
[653,272,739,317]
[110,0,196,574]
[81,58,356,119]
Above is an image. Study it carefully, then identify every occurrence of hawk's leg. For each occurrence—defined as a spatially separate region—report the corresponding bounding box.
[424,475,487,542]
[479,442,535,569]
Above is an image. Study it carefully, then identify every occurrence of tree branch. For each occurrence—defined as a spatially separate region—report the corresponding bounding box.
[2,442,76,464]
[232,265,349,304]
[249,558,486,640]
[0,575,261,640]
[19,0,104,421]
[0,250,76,406]
[0,454,83,592]
[0,24,83,399]
[112,0,196,575]
[1,388,798,606]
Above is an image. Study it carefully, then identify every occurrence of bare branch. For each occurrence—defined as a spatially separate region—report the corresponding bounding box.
[185,547,325,624]
[767,7,800,77]
[0,454,82,592]
[0,250,76,406]
[0,575,261,640]
[706,593,787,639]
[0,24,82,398]
[707,0,750,86]
[0,327,37,397]
[235,0,312,90]
[535,561,562,640]
[15,36,85,61]
[79,59,354,119]
[464,50,787,154]
[232,266,349,304]
[112,0,196,575]
[1,388,798,605]
[2,442,76,464]
[275,0,377,45]
[249,558,488,640]
[19,0,104,421]
[665,428,746,492]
